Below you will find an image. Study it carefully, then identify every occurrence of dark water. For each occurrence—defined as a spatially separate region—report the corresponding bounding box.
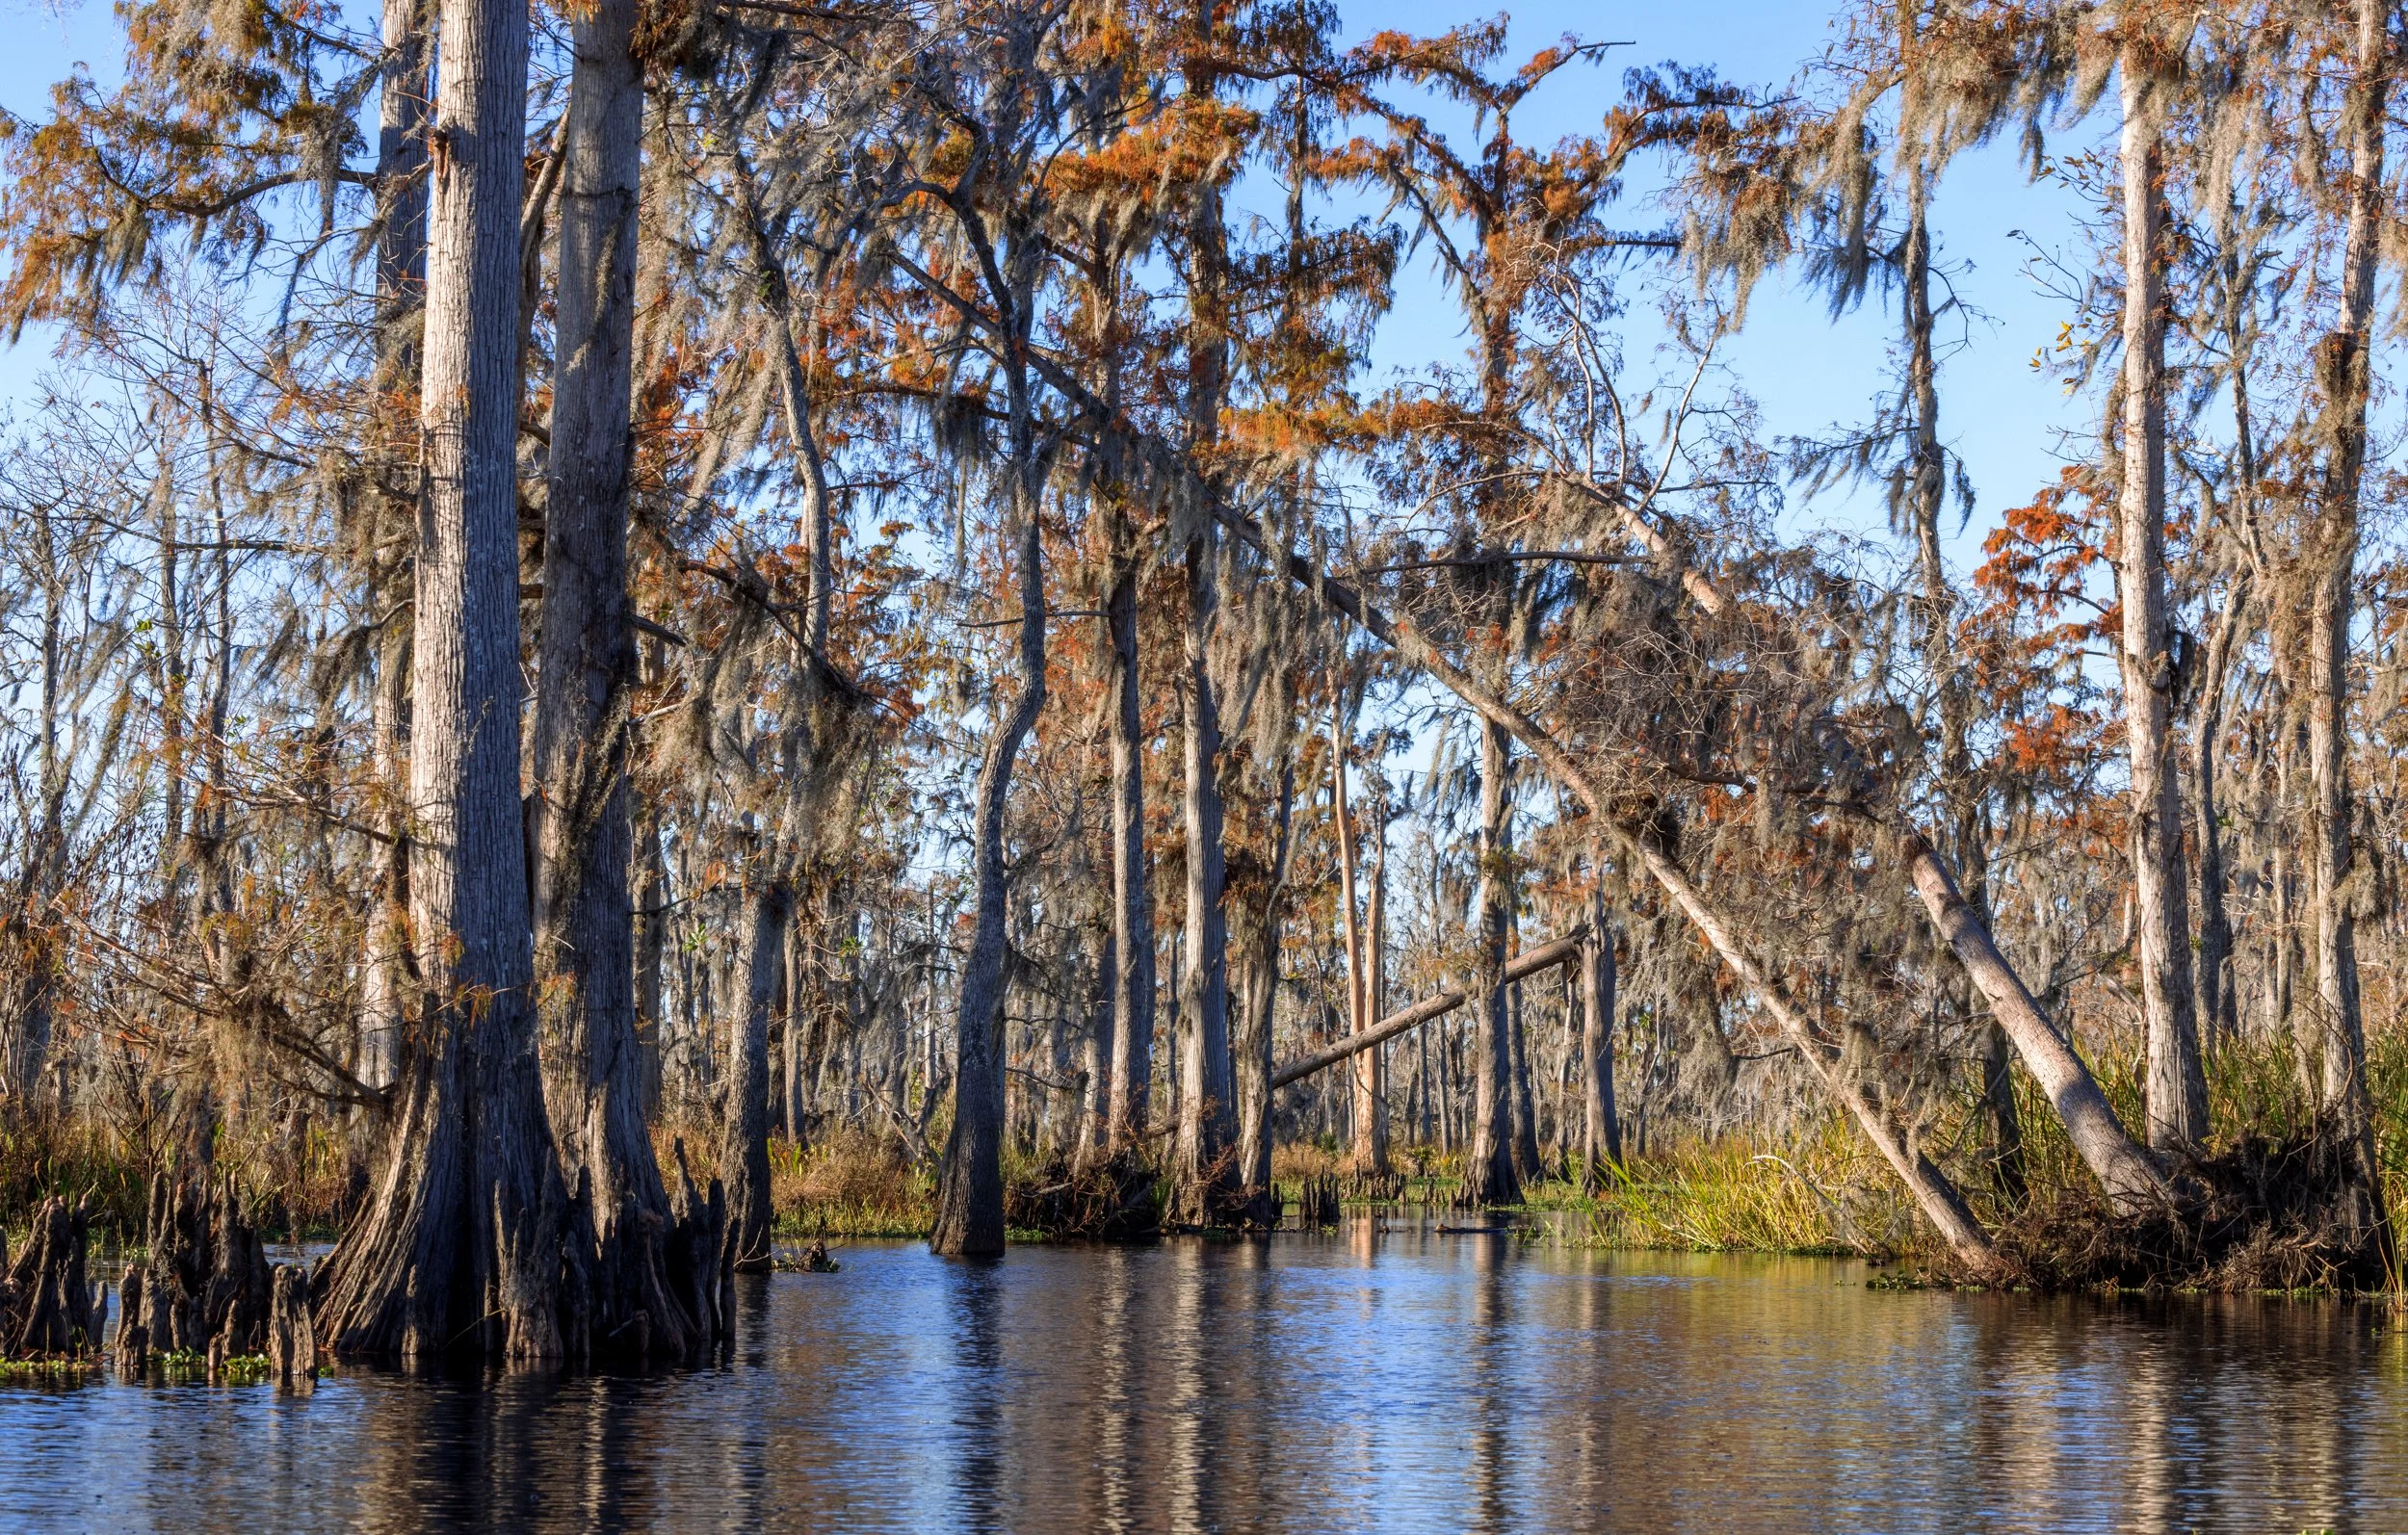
[6,1219,2407,1532]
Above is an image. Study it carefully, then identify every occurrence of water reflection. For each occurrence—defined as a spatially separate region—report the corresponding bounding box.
[6,1218,2407,1532]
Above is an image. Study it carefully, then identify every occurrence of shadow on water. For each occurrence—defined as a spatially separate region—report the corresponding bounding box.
[6,1217,2408,1532]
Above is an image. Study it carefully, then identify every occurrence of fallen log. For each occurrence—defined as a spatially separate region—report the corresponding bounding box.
[1270,934,1583,1090]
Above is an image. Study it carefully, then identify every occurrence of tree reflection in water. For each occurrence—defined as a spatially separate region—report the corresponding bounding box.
[6,1226,2407,1532]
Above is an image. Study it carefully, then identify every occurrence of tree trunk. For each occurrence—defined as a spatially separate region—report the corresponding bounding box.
[633,799,668,1121]
[2117,47,2209,1151]
[1464,719,1519,1207]
[1508,963,1542,1182]
[2309,0,2386,1157]
[1365,797,1389,1173]
[1233,763,1296,1224]
[312,0,569,1360]
[1104,542,1155,1146]
[1171,530,1236,1221]
[2193,569,2248,1044]
[783,922,807,1143]
[930,464,1046,1258]
[2198,202,2260,1048]
[721,880,792,1270]
[357,0,430,1101]
[530,0,693,1353]
[1900,135,2027,1202]
[1580,887,1621,1177]
[1079,928,1113,1164]
[1332,693,1386,1176]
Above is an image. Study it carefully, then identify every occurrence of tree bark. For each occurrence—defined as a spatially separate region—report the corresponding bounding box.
[356,0,426,1100]
[1172,529,1236,1220]
[313,0,569,1360]
[530,0,693,1353]
[1464,719,1519,1207]
[721,879,792,1269]
[2117,45,2209,1151]
[930,463,1045,1258]
[2308,0,2386,1155]
[1103,539,1155,1146]
[1580,885,1621,1176]
[1332,692,1386,1175]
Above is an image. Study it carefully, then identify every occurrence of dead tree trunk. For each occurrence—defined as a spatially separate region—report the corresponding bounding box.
[268,1264,317,1392]
[311,0,573,1361]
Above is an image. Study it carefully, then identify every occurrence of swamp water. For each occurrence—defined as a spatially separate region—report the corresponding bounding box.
[3,1217,2406,1532]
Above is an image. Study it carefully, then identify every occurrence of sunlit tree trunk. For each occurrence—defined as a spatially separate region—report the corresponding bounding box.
[533,0,689,1344]
[2116,45,2208,1151]
[931,410,1045,1258]
[357,0,429,1102]
[2309,0,2387,1205]
[1170,109,1237,1215]
[1365,794,1389,1174]
[1464,718,1520,1206]
[314,0,567,1358]
[1332,693,1386,1175]
[1104,531,1155,1148]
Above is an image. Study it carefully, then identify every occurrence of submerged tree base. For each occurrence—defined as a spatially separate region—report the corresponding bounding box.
[1933,1130,2390,1293]
[1004,1152,1162,1242]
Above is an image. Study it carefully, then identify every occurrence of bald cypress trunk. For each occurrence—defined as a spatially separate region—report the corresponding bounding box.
[2309,0,2387,1227]
[1580,888,1620,1178]
[313,0,570,1359]
[1463,719,1520,1207]
[931,419,1045,1259]
[1169,116,1237,1217]
[2116,49,2209,1151]
[1104,539,1155,1148]
[529,0,699,1353]
[722,880,792,1269]
[356,0,429,1100]
[1172,529,1236,1220]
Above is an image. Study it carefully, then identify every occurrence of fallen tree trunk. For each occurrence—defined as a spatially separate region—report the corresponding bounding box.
[1217,507,2002,1272]
[1272,935,1583,1090]
[1218,503,2174,1224]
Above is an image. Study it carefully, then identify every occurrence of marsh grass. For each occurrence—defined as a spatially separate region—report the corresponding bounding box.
[5,1024,2404,1286]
